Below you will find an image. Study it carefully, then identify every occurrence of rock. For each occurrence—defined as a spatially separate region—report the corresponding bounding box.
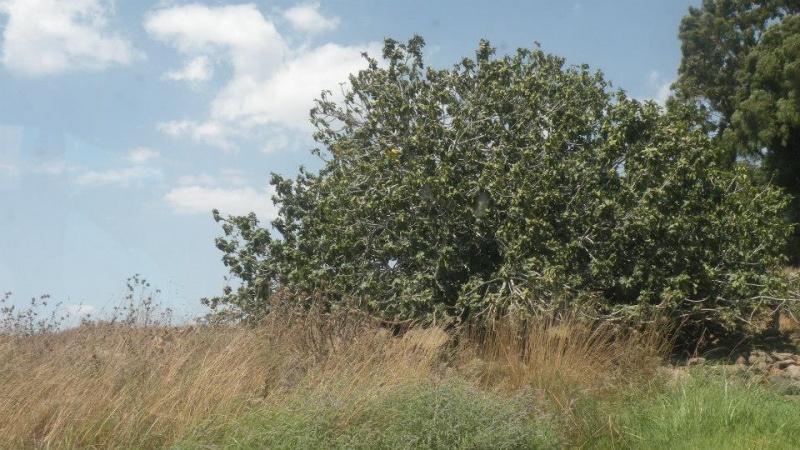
[776,359,797,370]
[735,355,748,366]
[719,364,744,374]
[769,376,800,395]
[773,352,795,361]
[748,350,774,365]
[687,357,707,366]
[785,365,800,380]
[770,365,786,376]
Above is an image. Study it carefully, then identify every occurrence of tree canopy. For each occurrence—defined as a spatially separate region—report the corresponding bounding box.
[674,0,799,136]
[675,0,800,259]
[729,13,800,189]
[207,37,791,339]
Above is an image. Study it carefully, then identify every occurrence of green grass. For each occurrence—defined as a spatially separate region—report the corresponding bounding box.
[583,370,800,449]
[177,381,560,450]
[177,371,800,449]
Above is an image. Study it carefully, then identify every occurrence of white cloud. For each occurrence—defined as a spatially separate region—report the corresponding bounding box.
[177,169,249,187]
[61,304,96,327]
[145,3,377,148]
[0,163,19,175]
[212,42,379,129]
[71,146,162,188]
[157,119,236,150]
[144,4,285,79]
[64,304,95,318]
[163,55,213,83]
[261,133,290,154]
[30,159,68,175]
[647,70,673,107]
[75,165,161,187]
[166,169,274,219]
[284,2,340,34]
[127,147,160,164]
[176,173,217,187]
[0,0,141,76]
[164,184,278,220]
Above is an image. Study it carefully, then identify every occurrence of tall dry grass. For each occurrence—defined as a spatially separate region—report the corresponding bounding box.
[1,323,260,448]
[0,306,672,448]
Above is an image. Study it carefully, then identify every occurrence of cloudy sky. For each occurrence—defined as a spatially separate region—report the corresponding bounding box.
[0,0,696,320]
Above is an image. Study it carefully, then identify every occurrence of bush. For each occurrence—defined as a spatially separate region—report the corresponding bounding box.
[208,36,791,340]
[188,382,557,450]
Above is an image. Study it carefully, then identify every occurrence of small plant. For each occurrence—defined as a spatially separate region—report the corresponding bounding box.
[0,292,65,337]
[110,274,172,327]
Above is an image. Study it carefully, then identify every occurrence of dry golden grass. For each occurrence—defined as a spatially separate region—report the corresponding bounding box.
[0,308,671,449]
[461,313,670,395]
[780,313,800,334]
[1,323,264,448]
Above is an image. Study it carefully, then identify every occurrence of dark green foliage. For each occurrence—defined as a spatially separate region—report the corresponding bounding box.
[203,211,274,322]
[727,15,800,158]
[728,14,800,258]
[674,0,800,260]
[209,37,791,337]
[674,0,799,137]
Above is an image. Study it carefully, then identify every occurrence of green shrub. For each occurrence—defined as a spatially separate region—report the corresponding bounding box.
[207,36,791,340]
[179,382,559,450]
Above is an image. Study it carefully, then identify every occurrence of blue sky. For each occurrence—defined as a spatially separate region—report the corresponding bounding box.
[0,0,696,320]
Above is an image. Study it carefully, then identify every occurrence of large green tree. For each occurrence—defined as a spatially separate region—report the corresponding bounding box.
[728,14,800,256]
[208,37,791,339]
[675,0,800,259]
[674,0,798,136]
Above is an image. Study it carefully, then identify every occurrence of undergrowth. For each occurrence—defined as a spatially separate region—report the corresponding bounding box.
[587,370,800,449]
[3,283,800,448]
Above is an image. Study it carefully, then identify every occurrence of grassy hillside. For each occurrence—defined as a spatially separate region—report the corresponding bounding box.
[2,304,800,448]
